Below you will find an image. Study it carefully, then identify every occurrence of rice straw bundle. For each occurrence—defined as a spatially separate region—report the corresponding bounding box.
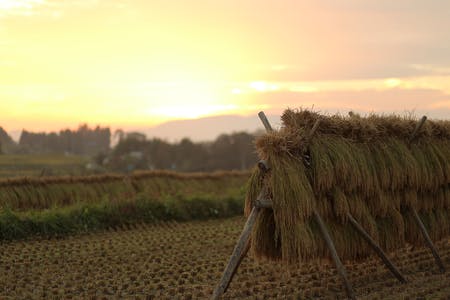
[246,109,450,262]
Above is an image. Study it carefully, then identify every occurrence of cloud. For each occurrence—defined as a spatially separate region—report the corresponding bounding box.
[250,1,450,80]
[0,0,47,17]
[0,0,121,19]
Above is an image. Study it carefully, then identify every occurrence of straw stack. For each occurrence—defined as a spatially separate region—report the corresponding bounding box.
[245,109,450,263]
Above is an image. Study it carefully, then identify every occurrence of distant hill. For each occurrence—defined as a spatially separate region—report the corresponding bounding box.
[137,114,281,142]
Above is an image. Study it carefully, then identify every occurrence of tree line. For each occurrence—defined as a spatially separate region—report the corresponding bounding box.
[101,131,259,172]
[0,125,110,156]
[0,125,260,172]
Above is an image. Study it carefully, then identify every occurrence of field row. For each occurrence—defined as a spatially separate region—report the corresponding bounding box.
[0,217,448,299]
[0,170,249,211]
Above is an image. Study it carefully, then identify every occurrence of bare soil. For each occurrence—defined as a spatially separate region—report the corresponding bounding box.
[0,217,448,299]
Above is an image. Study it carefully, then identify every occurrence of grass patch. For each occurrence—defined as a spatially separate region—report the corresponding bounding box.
[0,192,244,240]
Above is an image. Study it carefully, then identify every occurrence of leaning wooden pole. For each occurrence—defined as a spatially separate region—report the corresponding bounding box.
[212,205,261,299]
[303,117,356,299]
[346,213,407,283]
[411,208,446,273]
[408,116,446,273]
[258,111,274,132]
[314,212,356,300]
[223,240,251,294]
[212,112,274,299]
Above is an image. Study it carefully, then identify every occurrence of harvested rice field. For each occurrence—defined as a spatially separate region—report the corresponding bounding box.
[0,217,448,299]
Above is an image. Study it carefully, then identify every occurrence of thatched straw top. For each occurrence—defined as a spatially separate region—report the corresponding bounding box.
[256,109,450,158]
[282,109,450,140]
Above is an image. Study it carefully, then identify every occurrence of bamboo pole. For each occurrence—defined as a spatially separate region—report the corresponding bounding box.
[346,213,407,283]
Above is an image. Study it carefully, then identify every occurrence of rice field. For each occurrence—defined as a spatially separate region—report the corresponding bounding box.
[0,171,249,240]
[0,154,88,178]
[0,217,448,299]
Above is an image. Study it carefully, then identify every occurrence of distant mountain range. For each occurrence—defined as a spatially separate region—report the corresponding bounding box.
[135,114,281,142]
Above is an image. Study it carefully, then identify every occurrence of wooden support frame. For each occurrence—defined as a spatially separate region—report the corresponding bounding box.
[213,111,445,299]
[255,196,407,284]
[213,112,357,299]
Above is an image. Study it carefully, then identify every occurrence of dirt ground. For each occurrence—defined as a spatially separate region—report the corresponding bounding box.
[0,217,448,299]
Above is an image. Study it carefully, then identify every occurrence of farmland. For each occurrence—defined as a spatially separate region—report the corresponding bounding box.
[0,154,88,178]
[0,164,448,298]
[0,217,448,299]
[0,171,249,240]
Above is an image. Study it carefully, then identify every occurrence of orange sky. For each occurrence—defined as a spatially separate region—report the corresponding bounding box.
[1,0,449,135]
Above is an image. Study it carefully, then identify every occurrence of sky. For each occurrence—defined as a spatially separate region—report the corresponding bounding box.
[0,0,449,137]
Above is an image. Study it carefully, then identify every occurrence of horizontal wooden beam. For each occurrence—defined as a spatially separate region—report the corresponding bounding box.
[255,198,273,208]
[257,160,271,172]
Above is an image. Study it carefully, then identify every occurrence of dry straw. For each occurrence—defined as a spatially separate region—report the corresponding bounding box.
[246,109,450,263]
[0,170,250,211]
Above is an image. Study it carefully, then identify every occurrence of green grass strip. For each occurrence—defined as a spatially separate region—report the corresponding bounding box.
[0,192,244,240]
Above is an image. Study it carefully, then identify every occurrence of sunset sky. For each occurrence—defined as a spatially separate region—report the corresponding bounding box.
[1,0,449,138]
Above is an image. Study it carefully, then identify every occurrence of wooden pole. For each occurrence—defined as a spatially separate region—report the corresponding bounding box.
[223,239,251,293]
[305,119,321,145]
[212,206,261,299]
[346,213,407,283]
[258,111,273,132]
[409,115,427,144]
[407,116,445,273]
[257,160,270,172]
[213,111,275,299]
[314,211,356,300]
[258,112,356,298]
[302,117,356,297]
[255,198,273,209]
[411,208,446,273]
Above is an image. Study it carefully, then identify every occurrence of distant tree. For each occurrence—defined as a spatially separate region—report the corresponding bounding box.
[18,125,111,155]
[126,132,146,142]
[105,130,259,173]
[175,138,209,171]
[0,127,17,154]
[114,129,125,143]
[208,132,257,170]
